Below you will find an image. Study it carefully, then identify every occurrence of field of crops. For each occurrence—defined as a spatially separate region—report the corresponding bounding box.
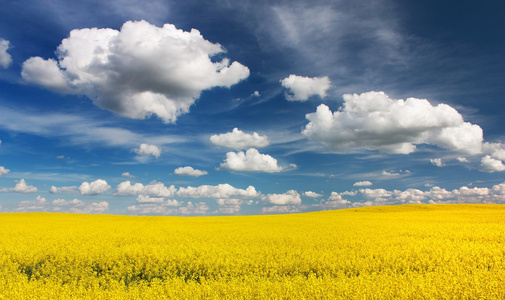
[1,204,504,299]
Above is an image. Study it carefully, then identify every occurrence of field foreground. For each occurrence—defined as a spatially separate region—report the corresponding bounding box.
[1,204,504,299]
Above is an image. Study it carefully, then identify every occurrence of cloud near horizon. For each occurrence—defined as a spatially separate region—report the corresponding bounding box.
[21,20,250,123]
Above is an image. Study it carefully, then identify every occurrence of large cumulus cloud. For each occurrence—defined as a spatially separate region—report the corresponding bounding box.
[303,91,483,154]
[21,20,250,123]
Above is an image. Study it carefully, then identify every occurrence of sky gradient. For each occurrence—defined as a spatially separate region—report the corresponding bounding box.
[0,0,504,215]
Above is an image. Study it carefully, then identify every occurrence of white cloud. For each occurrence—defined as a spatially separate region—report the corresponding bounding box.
[210,128,270,150]
[302,91,483,154]
[174,166,208,177]
[262,190,301,205]
[133,143,161,158]
[121,172,135,178]
[457,157,469,163]
[353,181,372,187]
[177,183,258,199]
[21,20,249,123]
[430,158,445,167]
[116,181,176,197]
[280,74,331,101]
[219,148,283,172]
[0,179,38,193]
[0,38,12,69]
[17,195,47,211]
[50,185,78,193]
[303,191,323,198]
[480,155,505,173]
[0,166,10,177]
[252,91,261,97]
[79,179,111,195]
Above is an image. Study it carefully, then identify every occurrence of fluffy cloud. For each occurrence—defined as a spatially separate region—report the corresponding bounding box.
[174,166,208,177]
[21,20,249,123]
[0,179,38,193]
[133,143,161,158]
[210,128,270,150]
[262,190,301,205]
[50,185,78,193]
[280,74,331,101]
[177,183,258,199]
[480,155,505,172]
[353,181,372,187]
[303,91,483,154]
[303,191,323,198]
[0,38,12,69]
[79,179,110,195]
[0,166,10,177]
[430,158,445,167]
[219,148,283,172]
[116,181,176,197]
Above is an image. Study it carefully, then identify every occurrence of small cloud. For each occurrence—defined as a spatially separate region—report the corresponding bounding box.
[381,170,400,176]
[219,148,283,173]
[303,191,323,198]
[174,166,208,177]
[480,155,505,173]
[0,179,38,193]
[353,181,373,187]
[457,157,469,163]
[57,155,65,159]
[79,179,111,195]
[430,158,445,167]
[133,143,161,159]
[280,74,331,101]
[0,38,12,69]
[121,172,136,178]
[50,185,78,194]
[251,91,261,97]
[210,128,270,150]
[0,166,10,177]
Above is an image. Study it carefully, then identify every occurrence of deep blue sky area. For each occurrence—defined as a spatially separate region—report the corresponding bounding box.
[0,0,504,215]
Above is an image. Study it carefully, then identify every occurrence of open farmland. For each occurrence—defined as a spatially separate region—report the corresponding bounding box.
[1,204,504,299]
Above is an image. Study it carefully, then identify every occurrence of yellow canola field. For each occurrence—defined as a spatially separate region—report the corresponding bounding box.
[1,204,504,299]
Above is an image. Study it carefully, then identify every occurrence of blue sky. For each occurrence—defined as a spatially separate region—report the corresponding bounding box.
[0,0,504,215]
